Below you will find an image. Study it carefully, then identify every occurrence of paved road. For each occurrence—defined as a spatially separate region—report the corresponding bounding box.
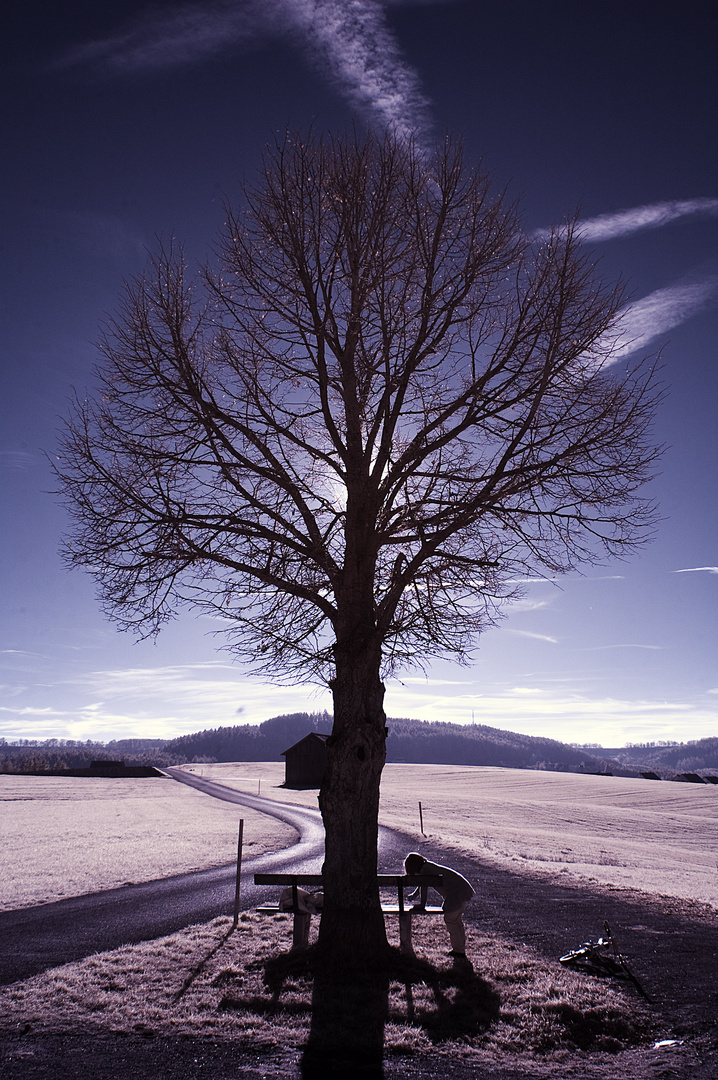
[0,770,408,986]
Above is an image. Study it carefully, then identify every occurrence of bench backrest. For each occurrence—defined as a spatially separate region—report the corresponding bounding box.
[253,872,443,914]
[253,874,442,887]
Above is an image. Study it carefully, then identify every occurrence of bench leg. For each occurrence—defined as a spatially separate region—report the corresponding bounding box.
[399,912,414,956]
[292,912,311,950]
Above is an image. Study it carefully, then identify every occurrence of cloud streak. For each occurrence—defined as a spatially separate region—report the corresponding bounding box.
[534,198,718,243]
[58,1,271,74]
[534,199,718,351]
[575,198,718,242]
[674,566,718,576]
[588,274,718,364]
[287,0,431,142]
[0,662,333,741]
[383,682,718,746]
[580,644,665,651]
[505,629,559,645]
[58,0,432,142]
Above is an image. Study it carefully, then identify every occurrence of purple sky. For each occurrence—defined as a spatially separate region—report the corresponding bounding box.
[1,0,716,747]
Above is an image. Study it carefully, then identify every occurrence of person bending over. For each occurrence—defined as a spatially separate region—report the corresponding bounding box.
[404,852,474,957]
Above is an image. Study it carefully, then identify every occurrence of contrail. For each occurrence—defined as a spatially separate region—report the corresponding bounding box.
[57,0,434,142]
[575,198,718,242]
[533,198,718,243]
[285,0,431,143]
[531,198,716,243]
[583,275,718,365]
[56,2,717,345]
[608,277,718,360]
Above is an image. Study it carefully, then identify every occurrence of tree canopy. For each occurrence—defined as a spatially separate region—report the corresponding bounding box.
[57,132,661,686]
[56,130,663,962]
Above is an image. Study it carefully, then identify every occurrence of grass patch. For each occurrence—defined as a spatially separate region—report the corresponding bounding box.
[0,913,653,1069]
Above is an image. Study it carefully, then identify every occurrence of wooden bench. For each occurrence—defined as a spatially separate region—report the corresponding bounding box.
[254,873,443,953]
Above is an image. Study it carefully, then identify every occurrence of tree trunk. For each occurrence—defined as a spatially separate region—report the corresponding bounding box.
[317,635,389,965]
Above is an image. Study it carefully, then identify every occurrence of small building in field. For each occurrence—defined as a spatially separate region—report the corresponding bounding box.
[282,733,329,789]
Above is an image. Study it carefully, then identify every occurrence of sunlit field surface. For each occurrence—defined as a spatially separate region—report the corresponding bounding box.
[200,762,718,910]
[0,774,295,911]
[2,762,717,911]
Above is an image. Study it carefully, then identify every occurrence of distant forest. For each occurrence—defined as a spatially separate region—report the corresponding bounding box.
[3,714,717,780]
[600,738,718,775]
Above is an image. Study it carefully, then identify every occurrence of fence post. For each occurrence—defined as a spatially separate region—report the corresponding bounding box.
[419,801,425,835]
[232,818,244,927]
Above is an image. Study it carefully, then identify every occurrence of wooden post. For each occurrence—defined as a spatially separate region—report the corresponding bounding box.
[399,913,414,955]
[419,801,425,835]
[232,818,244,927]
[293,913,311,950]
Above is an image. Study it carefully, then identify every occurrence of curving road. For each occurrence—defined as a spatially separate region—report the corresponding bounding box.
[0,769,409,987]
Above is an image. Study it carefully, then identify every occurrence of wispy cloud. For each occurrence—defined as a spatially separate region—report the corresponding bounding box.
[535,198,718,243]
[505,629,559,644]
[57,1,270,74]
[505,577,558,586]
[383,682,718,745]
[577,198,718,242]
[509,598,552,613]
[579,644,665,651]
[673,566,718,576]
[0,451,38,472]
[0,649,50,660]
[588,274,718,364]
[0,662,332,741]
[287,0,431,142]
[57,0,433,142]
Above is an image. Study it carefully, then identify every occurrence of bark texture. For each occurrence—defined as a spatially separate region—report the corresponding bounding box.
[318,639,389,959]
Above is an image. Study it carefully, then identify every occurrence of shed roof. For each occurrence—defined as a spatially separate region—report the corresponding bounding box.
[281,732,330,757]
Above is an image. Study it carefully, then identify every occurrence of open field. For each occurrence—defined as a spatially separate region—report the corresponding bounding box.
[197,762,718,910]
[0,774,296,911]
[3,763,717,912]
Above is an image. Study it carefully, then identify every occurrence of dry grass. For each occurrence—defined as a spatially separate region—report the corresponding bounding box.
[5,763,716,913]
[0,913,652,1069]
[6,762,702,1074]
[200,762,718,909]
[0,774,295,910]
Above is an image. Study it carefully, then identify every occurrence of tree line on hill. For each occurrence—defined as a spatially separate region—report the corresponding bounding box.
[0,737,173,774]
[2,718,717,780]
[599,738,718,775]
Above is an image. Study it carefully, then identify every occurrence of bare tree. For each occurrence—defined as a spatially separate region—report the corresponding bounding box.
[56,132,662,962]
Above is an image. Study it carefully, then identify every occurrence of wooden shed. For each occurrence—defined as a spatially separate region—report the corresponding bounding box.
[282,733,329,789]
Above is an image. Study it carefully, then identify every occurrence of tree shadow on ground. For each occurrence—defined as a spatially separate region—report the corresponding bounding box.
[390,951,501,1046]
[262,947,501,1079]
[172,925,236,1002]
